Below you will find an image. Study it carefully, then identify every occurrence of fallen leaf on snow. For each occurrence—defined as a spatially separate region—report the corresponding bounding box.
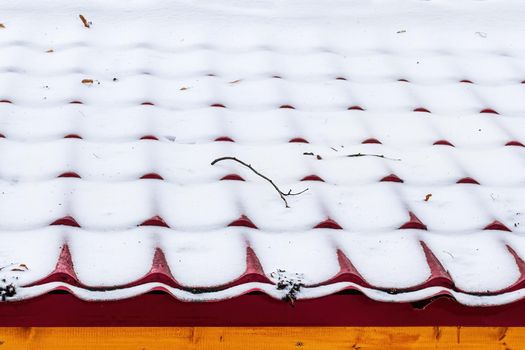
[46,49,54,53]
[0,23,5,29]
[79,14,90,28]
[81,79,94,85]
[424,193,432,202]
[10,263,28,272]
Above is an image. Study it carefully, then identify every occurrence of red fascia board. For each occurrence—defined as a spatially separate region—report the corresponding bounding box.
[0,292,524,327]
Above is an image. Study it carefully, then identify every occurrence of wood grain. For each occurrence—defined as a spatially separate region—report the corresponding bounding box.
[0,327,523,349]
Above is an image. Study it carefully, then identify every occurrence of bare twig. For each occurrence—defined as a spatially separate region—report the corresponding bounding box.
[346,153,401,161]
[302,152,323,160]
[305,151,400,161]
[211,156,308,208]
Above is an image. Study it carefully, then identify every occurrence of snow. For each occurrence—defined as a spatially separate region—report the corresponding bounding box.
[336,230,431,289]
[70,228,156,287]
[0,228,63,286]
[0,0,525,304]
[161,229,247,287]
[248,230,340,285]
[423,231,521,293]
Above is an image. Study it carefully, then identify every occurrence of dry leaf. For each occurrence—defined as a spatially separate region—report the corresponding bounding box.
[79,14,90,28]
[180,86,189,91]
[10,263,28,272]
[0,23,5,29]
[46,49,54,53]
[229,79,241,84]
[424,193,432,202]
[316,155,322,160]
[82,79,94,85]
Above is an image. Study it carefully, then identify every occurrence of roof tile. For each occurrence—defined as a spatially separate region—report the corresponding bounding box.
[1,0,525,307]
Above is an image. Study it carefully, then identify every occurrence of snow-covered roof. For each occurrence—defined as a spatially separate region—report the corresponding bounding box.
[1,0,525,306]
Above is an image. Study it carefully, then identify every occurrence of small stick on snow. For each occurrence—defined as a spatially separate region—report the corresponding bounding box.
[346,153,401,161]
[211,156,308,208]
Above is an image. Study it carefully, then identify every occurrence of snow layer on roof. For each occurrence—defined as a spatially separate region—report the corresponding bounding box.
[1,0,525,305]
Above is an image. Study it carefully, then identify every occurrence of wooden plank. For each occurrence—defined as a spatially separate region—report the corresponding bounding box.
[0,327,522,350]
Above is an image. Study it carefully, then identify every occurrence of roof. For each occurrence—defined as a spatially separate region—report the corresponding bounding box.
[1,0,525,309]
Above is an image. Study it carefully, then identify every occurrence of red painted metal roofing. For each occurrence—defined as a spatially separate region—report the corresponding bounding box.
[2,292,525,326]
[1,0,525,325]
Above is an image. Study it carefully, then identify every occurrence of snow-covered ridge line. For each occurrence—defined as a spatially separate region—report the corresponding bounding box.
[10,281,525,307]
[1,43,524,60]
[4,71,522,86]
[1,38,525,55]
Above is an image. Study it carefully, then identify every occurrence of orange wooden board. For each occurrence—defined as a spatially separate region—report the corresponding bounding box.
[0,327,524,349]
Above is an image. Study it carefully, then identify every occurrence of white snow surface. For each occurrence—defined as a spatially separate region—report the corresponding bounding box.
[1,0,525,304]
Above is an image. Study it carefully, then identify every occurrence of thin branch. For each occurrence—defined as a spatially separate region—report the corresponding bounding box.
[346,153,401,161]
[211,156,308,208]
